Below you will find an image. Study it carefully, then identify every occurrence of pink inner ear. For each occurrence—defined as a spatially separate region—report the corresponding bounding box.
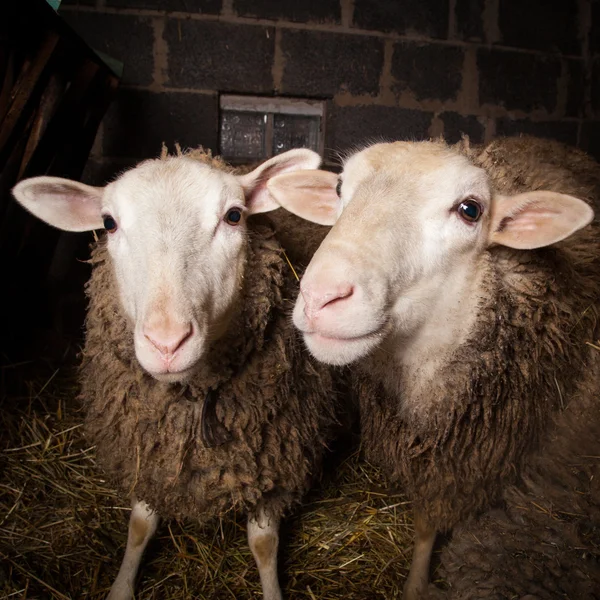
[238,149,322,214]
[240,160,304,214]
[14,177,105,232]
[48,189,104,230]
[267,170,341,225]
[498,207,561,232]
[242,178,277,214]
[490,191,594,250]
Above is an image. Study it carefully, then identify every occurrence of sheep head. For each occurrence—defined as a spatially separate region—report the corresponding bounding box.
[267,140,595,367]
[13,148,321,382]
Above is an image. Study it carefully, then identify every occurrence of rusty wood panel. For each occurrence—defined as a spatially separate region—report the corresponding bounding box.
[0,32,59,158]
[18,74,64,180]
[47,70,119,180]
[0,46,15,125]
[24,59,100,178]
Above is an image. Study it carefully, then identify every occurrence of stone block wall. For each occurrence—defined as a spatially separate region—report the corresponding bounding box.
[59,0,599,180]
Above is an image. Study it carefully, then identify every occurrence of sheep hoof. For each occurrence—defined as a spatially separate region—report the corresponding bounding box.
[403,580,428,600]
[106,585,132,600]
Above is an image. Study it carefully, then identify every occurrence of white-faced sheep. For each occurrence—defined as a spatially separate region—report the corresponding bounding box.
[12,148,338,600]
[266,136,600,598]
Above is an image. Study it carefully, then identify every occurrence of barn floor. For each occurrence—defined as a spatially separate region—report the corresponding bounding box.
[0,346,441,600]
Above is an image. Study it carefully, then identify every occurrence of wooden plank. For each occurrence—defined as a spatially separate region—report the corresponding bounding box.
[0,46,15,125]
[24,59,100,178]
[0,32,58,157]
[18,74,64,179]
[0,107,36,246]
[0,98,38,223]
[63,71,119,178]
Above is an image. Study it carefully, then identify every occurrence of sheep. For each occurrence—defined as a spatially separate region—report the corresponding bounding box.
[265,136,600,598]
[11,147,338,600]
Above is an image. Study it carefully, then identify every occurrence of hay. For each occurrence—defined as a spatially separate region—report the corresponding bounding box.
[0,358,418,599]
[3,347,597,599]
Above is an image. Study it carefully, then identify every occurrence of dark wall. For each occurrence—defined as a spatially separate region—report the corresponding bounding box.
[59,0,599,181]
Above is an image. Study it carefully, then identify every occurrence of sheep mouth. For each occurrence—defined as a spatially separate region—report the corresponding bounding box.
[308,330,381,343]
[134,335,208,383]
[302,328,384,366]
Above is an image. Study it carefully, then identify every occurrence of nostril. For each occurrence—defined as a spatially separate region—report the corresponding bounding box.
[320,285,354,310]
[303,283,355,315]
[174,322,193,351]
[144,322,193,357]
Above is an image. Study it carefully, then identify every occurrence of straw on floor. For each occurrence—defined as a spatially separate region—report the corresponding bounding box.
[0,358,419,600]
[4,339,599,599]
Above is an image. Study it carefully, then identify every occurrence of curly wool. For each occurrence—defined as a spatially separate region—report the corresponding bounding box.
[435,138,600,598]
[441,376,600,599]
[358,137,600,536]
[80,216,336,522]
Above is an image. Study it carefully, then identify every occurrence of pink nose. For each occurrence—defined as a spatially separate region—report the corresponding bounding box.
[302,281,354,317]
[143,320,193,357]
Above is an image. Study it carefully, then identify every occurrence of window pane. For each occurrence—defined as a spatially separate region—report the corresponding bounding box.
[273,114,320,155]
[220,111,267,161]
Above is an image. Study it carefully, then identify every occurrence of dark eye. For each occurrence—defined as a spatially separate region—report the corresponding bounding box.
[103,215,118,233]
[225,208,242,226]
[457,199,482,223]
[336,178,343,197]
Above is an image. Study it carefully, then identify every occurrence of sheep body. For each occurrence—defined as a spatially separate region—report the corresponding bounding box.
[352,137,598,522]
[351,138,600,596]
[442,357,600,599]
[82,216,335,521]
[266,136,600,596]
[12,146,338,599]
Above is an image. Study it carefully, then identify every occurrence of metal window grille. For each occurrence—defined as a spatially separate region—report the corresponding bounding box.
[219,95,325,164]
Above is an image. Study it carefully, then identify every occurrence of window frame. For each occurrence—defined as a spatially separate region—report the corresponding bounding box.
[219,95,326,163]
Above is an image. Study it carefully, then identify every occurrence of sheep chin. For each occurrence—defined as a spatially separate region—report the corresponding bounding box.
[303,329,381,366]
[148,367,197,385]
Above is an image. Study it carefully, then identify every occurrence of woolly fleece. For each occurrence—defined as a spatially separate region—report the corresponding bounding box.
[356,137,600,588]
[80,151,336,522]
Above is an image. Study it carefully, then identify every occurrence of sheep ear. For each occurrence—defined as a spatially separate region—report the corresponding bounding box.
[237,148,322,215]
[489,191,594,250]
[267,169,341,226]
[12,176,105,232]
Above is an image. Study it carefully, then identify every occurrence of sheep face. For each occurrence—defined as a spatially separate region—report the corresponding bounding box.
[267,140,594,367]
[13,149,321,382]
[100,158,252,381]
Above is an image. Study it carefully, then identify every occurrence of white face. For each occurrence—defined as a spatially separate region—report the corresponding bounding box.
[270,141,593,367]
[293,143,492,365]
[12,148,323,382]
[102,158,248,381]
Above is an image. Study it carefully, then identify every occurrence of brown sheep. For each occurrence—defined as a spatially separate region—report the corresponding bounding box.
[12,148,337,600]
[265,136,600,598]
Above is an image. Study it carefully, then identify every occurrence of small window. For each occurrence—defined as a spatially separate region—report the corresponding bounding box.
[219,95,325,164]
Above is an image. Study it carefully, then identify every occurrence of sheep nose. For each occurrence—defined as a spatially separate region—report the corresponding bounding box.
[143,320,193,357]
[302,281,354,318]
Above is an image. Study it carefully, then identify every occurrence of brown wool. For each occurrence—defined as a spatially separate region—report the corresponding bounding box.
[358,137,600,597]
[79,151,337,523]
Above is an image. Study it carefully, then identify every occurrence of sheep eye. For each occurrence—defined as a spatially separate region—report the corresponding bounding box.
[457,200,482,223]
[225,208,242,226]
[103,215,118,233]
[336,178,343,198]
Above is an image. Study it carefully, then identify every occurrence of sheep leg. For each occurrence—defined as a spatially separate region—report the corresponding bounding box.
[248,509,283,600]
[107,500,159,600]
[403,511,437,600]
